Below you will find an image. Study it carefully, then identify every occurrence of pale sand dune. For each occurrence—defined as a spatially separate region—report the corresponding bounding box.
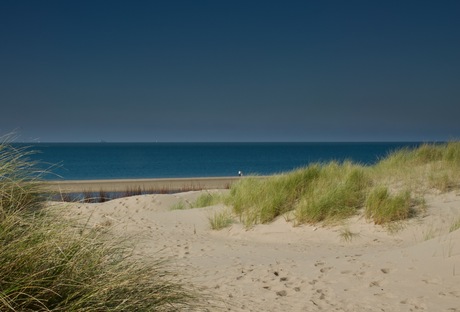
[51,190,460,311]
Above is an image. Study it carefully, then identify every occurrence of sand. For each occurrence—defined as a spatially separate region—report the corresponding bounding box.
[49,188,460,311]
[45,177,255,193]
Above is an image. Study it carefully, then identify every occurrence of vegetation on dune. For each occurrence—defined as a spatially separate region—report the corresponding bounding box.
[0,144,45,215]
[208,209,234,230]
[373,142,460,191]
[294,163,369,224]
[223,142,460,229]
[450,217,460,233]
[364,187,413,225]
[225,162,371,228]
[1,211,199,311]
[191,192,222,208]
[227,165,323,227]
[0,140,203,311]
[339,227,361,243]
[170,200,187,210]
[170,192,223,210]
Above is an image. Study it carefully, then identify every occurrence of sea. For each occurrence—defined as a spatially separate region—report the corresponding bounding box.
[16,142,426,181]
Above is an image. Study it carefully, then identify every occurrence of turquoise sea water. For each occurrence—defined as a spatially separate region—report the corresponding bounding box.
[18,142,425,180]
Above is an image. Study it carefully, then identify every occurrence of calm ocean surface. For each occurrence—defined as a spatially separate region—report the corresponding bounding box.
[18,142,424,181]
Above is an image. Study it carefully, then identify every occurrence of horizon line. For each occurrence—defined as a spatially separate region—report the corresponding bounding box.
[13,140,448,144]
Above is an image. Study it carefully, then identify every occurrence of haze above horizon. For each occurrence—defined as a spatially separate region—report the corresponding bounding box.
[1,1,459,143]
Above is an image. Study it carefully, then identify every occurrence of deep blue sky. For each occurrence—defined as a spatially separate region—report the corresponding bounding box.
[1,1,459,142]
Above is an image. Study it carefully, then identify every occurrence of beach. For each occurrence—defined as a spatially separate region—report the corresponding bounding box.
[44,177,248,193]
[50,181,460,311]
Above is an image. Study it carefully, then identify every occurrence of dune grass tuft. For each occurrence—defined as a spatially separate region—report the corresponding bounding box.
[449,217,460,233]
[208,209,234,230]
[339,227,360,242]
[171,200,187,210]
[372,141,460,190]
[0,143,46,216]
[227,166,323,227]
[294,163,370,225]
[364,187,413,225]
[0,139,204,311]
[1,210,199,311]
[192,192,221,208]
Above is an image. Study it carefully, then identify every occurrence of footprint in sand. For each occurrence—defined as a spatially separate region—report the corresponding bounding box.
[314,261,325,267]
[369,281,381,287]
[315,289,326,300]
[449,290,460,298]
[276,290,287,297]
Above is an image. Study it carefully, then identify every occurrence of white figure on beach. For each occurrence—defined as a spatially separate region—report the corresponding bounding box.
[238,171,243,177]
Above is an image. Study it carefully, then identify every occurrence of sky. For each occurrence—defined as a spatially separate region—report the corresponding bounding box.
[1,1,459,142]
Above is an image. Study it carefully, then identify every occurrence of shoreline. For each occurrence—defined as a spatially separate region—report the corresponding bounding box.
[44,176,265,193]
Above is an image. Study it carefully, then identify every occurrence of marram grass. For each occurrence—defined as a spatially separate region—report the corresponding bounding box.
[449,217,460,233]
[171,200,187,210]
[0,211,200,311]
[191,192,222,208]
[339,227,360,243]
[227,165,323,227]
[364,187,412,225]
[372,141,460,190]
[224,142,460,228]
[226,162,371,228]
[208,209,234,230]
[0,139,205,311]
[294,163,370,225]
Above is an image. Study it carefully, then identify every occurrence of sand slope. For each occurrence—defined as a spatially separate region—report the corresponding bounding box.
[51,190,460,311]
